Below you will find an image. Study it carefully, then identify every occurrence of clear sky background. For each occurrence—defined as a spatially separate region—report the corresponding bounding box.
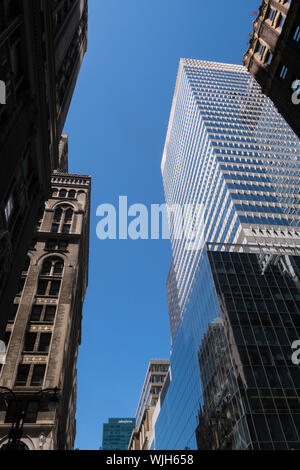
[64,0,261,450]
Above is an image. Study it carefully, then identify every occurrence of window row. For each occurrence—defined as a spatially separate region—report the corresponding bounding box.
[24,332,52,353]
[15,364,46,387]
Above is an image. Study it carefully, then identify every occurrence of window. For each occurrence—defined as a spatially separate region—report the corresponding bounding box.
[37,280,61,297]
[30,365,46,386]
[37,280,48,296]
[268,7,276,22]
[276,13,286,29]
[15,364,30,386]
[49,281,61,296]
[30,305,43,322]
[44,306,56,323]
[51,223,59,233]
[68,190,76,198]
[29,305,56,323]
[41,258,64,276]
[51,205,73,233]
[293,25,300,42]
[279,65,288,79]
[257,42,266,58]
[38,333,51,352]
[54,207,63,222]
[266,51,273,65]
[5,400,39,424]
[24,333,37,352]
[45,239,69,251]
[59,189,67,198]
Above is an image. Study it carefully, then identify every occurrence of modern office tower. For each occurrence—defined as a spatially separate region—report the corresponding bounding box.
[128,360,169,450]
[156,244,300,450]
[244,0,300,138]
[161,58,300,326]
[102,418,136,450]
[156,58,300,450]
[166,261,181,344]
[0,0,88,339]
[0,136,91,450]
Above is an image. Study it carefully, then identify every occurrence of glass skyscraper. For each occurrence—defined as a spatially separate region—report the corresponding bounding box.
[102,418,135,450]
[156,59,300,450]
[162,59,300,319]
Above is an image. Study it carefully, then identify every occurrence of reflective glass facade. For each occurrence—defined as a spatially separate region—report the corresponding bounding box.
[155,248,300,450]
[161,59,300,316]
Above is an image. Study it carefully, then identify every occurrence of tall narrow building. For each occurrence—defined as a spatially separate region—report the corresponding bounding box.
[0,136,91,450]
[156,59,300,450]
[0,0,88,338]
[129,360,170,450]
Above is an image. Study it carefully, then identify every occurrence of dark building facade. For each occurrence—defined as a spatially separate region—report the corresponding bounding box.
[156,244,300,450]
[243,0,300,137]
[0,136,91,449]
[0,0,88,339]
[102,418,136,450]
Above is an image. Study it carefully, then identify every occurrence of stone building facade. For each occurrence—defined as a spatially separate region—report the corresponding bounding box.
[243,0,300,137]
[0,141,91,449]
[0,0,88,338]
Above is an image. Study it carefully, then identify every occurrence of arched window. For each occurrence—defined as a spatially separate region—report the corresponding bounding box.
[68,190,76,199]
[65,208,73,222]
[54,207,62,222]
[41,261,52,275]
[53,260,64,274]
[51,205,74,233]
[59,189,67,198]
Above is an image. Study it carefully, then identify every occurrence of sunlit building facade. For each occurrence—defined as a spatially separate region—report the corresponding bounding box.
[161,59,300,319]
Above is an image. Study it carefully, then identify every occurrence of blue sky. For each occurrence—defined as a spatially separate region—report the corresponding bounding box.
[64,0,261,450]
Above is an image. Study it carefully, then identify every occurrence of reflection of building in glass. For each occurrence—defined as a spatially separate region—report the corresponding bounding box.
[166,261,181,344]
[156,246,300,450]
